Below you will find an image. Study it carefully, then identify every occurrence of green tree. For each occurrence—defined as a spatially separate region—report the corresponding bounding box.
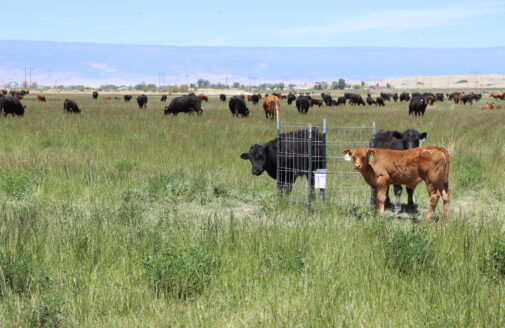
[338,78,346,90]
[197,79,210,88]
[232,82,240,88]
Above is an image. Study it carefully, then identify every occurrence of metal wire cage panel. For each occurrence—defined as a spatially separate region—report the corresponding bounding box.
[276,118,376,211]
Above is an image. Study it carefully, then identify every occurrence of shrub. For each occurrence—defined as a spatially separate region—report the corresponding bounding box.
[29,289,65,328]
[0,250,40,295]
[143,241,220,300]
[490,238,505,275]
[384,228,434,275]
[1,167,47,199]
[482,237,505,277]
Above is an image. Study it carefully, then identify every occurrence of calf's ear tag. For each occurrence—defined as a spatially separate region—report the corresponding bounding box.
[369,154,375,162]
[344,154,352,161]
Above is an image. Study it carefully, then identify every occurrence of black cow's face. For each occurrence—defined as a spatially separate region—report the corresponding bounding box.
[240,144,270,176]
[396,129,427,149]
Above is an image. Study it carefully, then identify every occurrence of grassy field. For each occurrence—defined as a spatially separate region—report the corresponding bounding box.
[0,92,504,327]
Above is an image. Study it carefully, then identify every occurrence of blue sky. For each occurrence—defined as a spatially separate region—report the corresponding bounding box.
[3,0,504,47]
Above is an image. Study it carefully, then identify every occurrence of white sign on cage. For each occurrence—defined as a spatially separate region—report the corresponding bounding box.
[314,169,327,189]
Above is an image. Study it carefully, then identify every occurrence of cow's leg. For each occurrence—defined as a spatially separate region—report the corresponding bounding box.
[406,187,415,210]
[441,182,450,221]
[393,184,402,213]
[422,183,441,224]
[376,185,387,215]
[384,185,392,209]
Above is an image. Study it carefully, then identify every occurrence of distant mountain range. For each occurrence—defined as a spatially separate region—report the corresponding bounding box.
[0,40,504,87]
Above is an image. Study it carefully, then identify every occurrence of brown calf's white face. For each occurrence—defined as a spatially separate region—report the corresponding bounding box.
[343,147,375,171]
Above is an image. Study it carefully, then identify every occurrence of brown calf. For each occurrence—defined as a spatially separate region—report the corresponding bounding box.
[343,146,450,224]
[198,94,208,102]
[37,94,46,102]
[263,95,280,120]
[481,102,495,110]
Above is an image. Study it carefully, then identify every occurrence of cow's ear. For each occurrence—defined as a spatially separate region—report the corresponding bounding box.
[392,131,403,139]
[420,132,427,142]
[240,153,250,160]
[343,149,352,161]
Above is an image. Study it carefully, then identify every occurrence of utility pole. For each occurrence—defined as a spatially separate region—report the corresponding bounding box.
[28,67,33,88]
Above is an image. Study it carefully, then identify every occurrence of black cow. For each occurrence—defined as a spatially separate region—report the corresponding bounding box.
[287,93,296,105]
[164,94,203,116]
[0,96,25,116]
[335,96,346,106]
[137,94,148,108]
[376,97,385,106]
[409,96,428,116]
[460,95,474,105]
[323,95,333,106]
[240,128,325,193]
[219,94,226,102]
[124,95,132,102]
[311,99,323,107]
[366,94,376,105]
[229,96,249,117]
[400,92,410,102]
[296,96,311,114]
[92,91,98,99]
[349,94,366,106]
[63,99,80,113]
[374,129,427,212]
[251,94,261,105]
[436,93,444,102]
[160,95,167,102]
[380,92,391,101]
[1,90,7,95]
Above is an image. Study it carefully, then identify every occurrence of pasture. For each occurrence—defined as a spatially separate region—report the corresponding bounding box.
[0,92,504,327]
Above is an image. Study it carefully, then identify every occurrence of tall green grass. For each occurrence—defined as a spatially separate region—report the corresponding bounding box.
[0,93,504,327]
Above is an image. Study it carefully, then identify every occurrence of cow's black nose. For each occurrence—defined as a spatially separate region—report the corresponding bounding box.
[354,164,360,169]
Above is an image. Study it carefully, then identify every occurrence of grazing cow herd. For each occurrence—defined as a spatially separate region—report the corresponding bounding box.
[0,87,503,223]
[0,89,501,119]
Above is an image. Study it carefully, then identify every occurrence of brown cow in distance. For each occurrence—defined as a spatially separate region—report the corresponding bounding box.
[263,95,280,120]
[490,92,504,100]
[481,102,502,110]
[343,146,450,224]
[198,94,208,102]
[37,94,46,102]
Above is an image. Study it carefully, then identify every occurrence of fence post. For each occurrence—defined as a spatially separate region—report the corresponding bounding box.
[307,124,313,213]
[321,119,327,202]
[276,116,280,191]
[370,122,376,207]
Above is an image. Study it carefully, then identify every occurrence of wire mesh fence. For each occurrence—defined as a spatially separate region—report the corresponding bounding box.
[276,117,376,211]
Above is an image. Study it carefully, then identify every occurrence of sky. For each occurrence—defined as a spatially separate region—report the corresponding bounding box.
[2,0,505,47]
